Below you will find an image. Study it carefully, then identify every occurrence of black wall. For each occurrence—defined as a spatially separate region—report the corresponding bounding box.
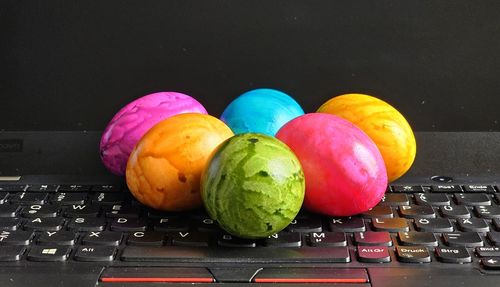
[2,1,500,131]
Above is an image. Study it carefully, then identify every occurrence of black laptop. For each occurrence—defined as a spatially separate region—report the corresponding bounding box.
[2,1,500,286]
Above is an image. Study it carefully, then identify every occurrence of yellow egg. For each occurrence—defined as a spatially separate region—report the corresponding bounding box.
[317,93,416,182]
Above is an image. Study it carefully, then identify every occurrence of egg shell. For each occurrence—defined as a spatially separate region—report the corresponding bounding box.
[100,92,207,175]
[126,113,233,211]
[220,88,304,136]
[202,133,305,239]
[317,93,416,182]
[276,113,388,217]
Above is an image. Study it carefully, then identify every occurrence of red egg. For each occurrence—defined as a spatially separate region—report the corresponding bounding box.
[276,113,387,216]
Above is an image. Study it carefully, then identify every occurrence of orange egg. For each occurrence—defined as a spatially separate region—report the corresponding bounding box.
[317,93,416,182]
[126,113,234,211]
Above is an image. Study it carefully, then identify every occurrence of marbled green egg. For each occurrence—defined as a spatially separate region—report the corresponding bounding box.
[201,133,305,239]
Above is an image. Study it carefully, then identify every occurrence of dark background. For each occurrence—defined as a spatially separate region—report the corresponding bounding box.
[1,0,500,131]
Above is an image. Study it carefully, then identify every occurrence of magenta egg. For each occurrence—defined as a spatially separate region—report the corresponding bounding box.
[100,92,207,175]
[276,113,387,216]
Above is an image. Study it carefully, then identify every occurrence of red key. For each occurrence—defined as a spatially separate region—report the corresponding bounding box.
[357,246,391,263]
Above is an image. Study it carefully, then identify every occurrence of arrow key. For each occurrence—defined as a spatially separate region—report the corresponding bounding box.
[482,257,500,269]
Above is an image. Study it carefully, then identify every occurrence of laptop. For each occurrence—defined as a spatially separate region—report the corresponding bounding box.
[2,1,500,286]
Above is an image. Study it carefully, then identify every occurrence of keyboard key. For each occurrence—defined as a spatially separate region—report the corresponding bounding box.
[372,218,409,232]
[399,205,436,219]
[361,206,393,218]
[475,206,500,219]
[110,217,147,232]
[329,217,365,232]
[49,192,87,205]
[264,232,301,247]
[493,219,500,231]
[482,257,500,270]
[392,185,423,193]
[154,217,190,232]
[219,234,257,248]
[308,232,347,247]
[457,218,490,232]
[82,231,123,246]
[0,192,9,204]
[67,217,106,231]
[26,184,59,192]
[476,247,500,257]
[91,185,122,192]
[37,231,78,245]
[91,192,127,205]
[0,230,34,245]
[287,218,322,233]
[0,205,21,217]
[396,246,431,263]
[121,246,350,263]
[440,205,471,219]
[414,218,454,232]
[436,247,471,263]
[487,232,500,246]
[170,231,210,247]
[354,232,392,246]
[443,232,483,247]
[195,218,221,233]
[415,193,450,206]
[104,205,141,218]
[455,193,491,206]
[398,231,438,247]
[379,193,410,206]
[0,217,22,231]
[9,192,48,204]
[357,246,391,263]
[23,217,65,231]
[127,231,165,246]
[20,204,60,218]
[0,185,26,192]
[431,185,462,192]
[59,185,91,192]
[74,245,117,261]
[27,246,71,261]
[463,185,495,193]
[64,204,100,217]
[0,246,26,261]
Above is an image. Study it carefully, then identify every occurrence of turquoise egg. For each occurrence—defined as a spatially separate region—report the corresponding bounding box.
[220,89,305,136]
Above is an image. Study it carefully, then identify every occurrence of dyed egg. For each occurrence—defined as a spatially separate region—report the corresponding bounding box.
[317,93,416,182]
[126,113,233,211]
[201,133,305,239]
[100,92,207,175]
[220,88,304,136]
[276,113,387,217]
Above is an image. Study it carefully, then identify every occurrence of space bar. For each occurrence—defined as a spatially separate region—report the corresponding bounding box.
[121,246,350,263]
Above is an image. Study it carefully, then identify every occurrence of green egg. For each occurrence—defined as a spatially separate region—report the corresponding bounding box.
[201,133,305,239]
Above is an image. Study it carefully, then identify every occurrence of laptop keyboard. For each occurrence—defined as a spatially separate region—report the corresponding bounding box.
[1,183,500,270]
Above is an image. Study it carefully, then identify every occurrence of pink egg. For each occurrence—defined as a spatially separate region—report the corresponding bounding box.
[100,92,207,175]
[276,113,387,216]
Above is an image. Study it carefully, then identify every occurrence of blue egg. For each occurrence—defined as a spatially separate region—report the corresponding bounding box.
[221,88,305,136]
